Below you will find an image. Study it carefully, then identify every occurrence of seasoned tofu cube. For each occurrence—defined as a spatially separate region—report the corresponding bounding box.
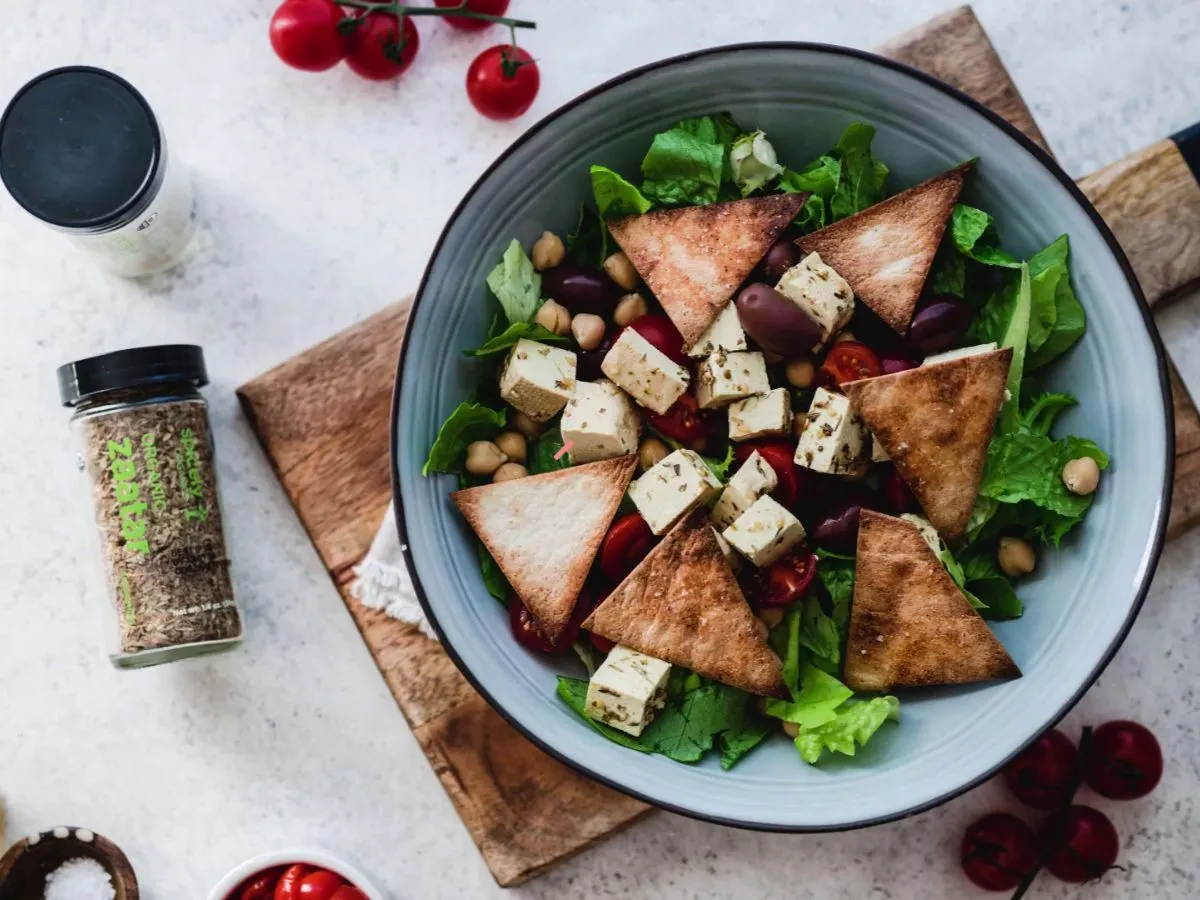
[794,387,868,475]
[871,434,890,463]
[560,379,640,464]
[722,495,807,568]
[628,448,722,535]
[922,342,999,367]
[712,450,779,528]
[601,328,690,415]
[498,338,577,423]
[712,527,740,571]
[901,513,943,555]
[775,252,855,349]
[729,388,792,442]
[585,645,672,736]
[696,350,770,409]
[686,302,747,358]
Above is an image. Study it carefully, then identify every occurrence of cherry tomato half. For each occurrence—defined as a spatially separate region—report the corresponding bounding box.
[466,45,539,121]
[270,0,349,72]
[297,870,346,900]
[643,393,715,444]
[434,0,510,31]
[1002,728,1078,810]
[346,12,420,81]
[572,583,617,654]
[818,341,882,388]
[1083,720,1163,800]
[329,888,370,900]
[238,867,286,900]
[626,314,687,367]
[274,865,314,900]
[745,550,818,609]
[1039,805,1120,883]
[734,441,804,511]
[599,513,657,584]
[960,812,1038,891]
[509,595,575,653]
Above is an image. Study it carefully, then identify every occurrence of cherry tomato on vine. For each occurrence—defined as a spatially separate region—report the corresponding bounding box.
[434,0,511,30]
[466,45,540,121]
[1083,720,1163,800]
[274,865,314,900]
[599,513,657,584]
[818,341,882,387]
[238,868,285,900]
[1002,727,1078,810]
[509,595,574,653]
[346,12,420,81]
[296,870,346,900]
[1039,805,1120,883]
[643,393,715,444]
[270,0,349,72]
[959,812,1038,892]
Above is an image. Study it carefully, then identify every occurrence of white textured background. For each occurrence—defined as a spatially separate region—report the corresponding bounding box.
[2,1,1199,897]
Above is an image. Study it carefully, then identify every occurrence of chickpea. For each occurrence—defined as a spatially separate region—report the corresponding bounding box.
[781,721,800,738]
[638,437,670,471]
[997,537,1036,578]
[786,358,815,389]
[509,410,543,440]
[535,299,571,336]
[614,293,649,327]
[492,462,528,483]
[759,606,785,628]
[1062,456,1100,495]
[531,231,565,271]
[465,440,507,476]
[834,330,857,344]
[571,313,606,351]
[494,431,527,463]
[603,252,639,290]
[792,411,807,440]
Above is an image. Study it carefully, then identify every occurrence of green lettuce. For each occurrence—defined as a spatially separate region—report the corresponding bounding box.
[972,263,1031,433]
[464,321,569,357]
[1026,235,1086,370]
[949,204,1021,268]
[779,155,840,231]
[590,165,652,218]
[486,239,542,325]
[564,203,610,266]
[422,402,508,475]
[1020,391,1078,437]
[765,661,854,727]
[475,539,509,602]
[640,116,732,206]
[828,123,889,222]
[527,423,572,474]
[793,696,901,764]
[729,130,784,196]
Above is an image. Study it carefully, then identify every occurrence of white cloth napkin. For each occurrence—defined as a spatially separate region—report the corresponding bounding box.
[350,502,437,639]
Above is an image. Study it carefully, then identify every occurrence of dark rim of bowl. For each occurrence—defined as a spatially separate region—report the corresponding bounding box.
[391,41,1174,833]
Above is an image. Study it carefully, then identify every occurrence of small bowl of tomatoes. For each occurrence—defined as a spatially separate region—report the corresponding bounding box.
[207,848,384,900]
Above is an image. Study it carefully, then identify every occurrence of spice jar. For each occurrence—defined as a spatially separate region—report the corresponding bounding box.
[59,345,242,668]
[0,66,196,277]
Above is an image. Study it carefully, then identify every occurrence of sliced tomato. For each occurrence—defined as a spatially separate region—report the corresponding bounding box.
[296,870,346,900]
[329,888,370,900]
[745,549,818,609]
[274,866,314,900]
[643,393,716,444]
[733,440,804,511]
[239,868,286,900]
[599,513,657,584]
[572,582,618,654]
[508,596,575,653]
[818,341,882,387]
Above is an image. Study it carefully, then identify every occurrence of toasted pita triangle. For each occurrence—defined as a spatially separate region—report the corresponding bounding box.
[608,193,807,346]
[582,510,787,697]
[452,456,636,642]
[844,510,1020,692]
[845,348,1012,542]
[797,163,970,333]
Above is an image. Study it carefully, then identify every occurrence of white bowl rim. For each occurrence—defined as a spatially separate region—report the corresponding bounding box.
[391,40,1174,833]
[204,846,386,900]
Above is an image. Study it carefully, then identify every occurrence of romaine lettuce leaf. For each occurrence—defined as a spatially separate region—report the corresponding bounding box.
[828,123,889,222]
[980,432,1109,519]
[793,695,900,764]
[1020,391,1078,437]
[730,131,784,196]
[527,423,572,474]
[476,539,509,601]
[972,264,1031,433]
[967,576,1023,620]
[565,203,610,266]
[422,402,508,475]
[718,719,773,770]
[486,239,542,325]
[640,124,726,207]
[1026,235,1086,370]
[590,165,652,218]
[949,204,1022,268]
[779,155,840,231]
[765,661,854,728]
[465,321,569,357]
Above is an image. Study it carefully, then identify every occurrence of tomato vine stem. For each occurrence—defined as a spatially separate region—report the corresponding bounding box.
[335,1,536,29]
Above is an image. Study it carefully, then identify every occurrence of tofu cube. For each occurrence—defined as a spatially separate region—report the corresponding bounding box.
[775,252,855,349]
[722,495,807,568]
[696,350,770,409]
[585,645,672,737]
[794,387,868,475]
[871,434,890,463]
[498,338,577,423]
[601,328,690,415]
[712,450,779,528]
[628,448,722,535]
[712,527,740,571]
[686,302,747,358]
[922,342,999,367]
[560,379,640,464]
[729,388,792,442]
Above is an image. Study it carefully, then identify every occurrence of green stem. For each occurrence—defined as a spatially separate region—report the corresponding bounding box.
[335,1,536,29]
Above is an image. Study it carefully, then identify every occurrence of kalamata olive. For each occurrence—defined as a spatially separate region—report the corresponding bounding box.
[577,333,615,381]
[811,501,863,552]
[907,295,972,354]
[879,463,916,513]
[540,265,621,316]
[878,352,919,375]
[736,283,823,357]
[761,239,801,283]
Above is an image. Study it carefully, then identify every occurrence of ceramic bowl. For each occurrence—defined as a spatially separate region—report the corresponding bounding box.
[204,848,385,900]
[392,43,1171,830]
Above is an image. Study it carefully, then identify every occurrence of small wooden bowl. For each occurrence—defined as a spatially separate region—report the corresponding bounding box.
[0,827,138,900]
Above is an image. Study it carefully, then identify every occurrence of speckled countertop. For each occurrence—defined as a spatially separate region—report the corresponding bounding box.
[1,1,1198,897]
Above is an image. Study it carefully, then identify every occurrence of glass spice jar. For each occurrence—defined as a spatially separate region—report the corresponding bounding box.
[58,345,243,668]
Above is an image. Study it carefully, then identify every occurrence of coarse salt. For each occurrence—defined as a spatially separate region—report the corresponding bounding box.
[43,857,115,900]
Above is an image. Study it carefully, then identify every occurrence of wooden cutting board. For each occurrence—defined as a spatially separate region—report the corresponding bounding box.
[237,5,1200,887]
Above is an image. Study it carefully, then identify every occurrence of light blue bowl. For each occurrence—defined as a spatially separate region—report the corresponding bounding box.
[393,44,1172,830]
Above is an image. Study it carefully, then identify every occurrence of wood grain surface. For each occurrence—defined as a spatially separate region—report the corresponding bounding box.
[236,5,1200,886]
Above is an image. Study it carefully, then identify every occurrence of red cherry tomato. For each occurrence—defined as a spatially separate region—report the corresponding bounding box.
[626,314,687,366]
[599,513,657,584]
[508,595,575,653]
[434,0,510,30]
[274,865,314,900]
[818,341,882,388]
[878,462,916,513]
[329,889,370,900]
[466,45,539,121]
[270,0,349,72]
[346,12,420,81]
[643,393,715,444]
[238,868,286,900]
[746,550,818,608]
[297,870,346,900]
[1039,805,1120,883]
[1083,720,1163,799]
[572,583,617,653]
[733,441,804,511]
[1002,728,1078,810]
[960,813,1038,891]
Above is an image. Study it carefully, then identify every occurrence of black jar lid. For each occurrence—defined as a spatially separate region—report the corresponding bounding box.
[58,345,208,407]
[1,67,162,229]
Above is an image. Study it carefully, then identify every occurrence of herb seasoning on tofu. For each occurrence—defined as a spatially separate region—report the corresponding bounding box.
[59,345,242,668]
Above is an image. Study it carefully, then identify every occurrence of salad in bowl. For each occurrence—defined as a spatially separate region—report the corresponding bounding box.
[421,113,1110,772]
